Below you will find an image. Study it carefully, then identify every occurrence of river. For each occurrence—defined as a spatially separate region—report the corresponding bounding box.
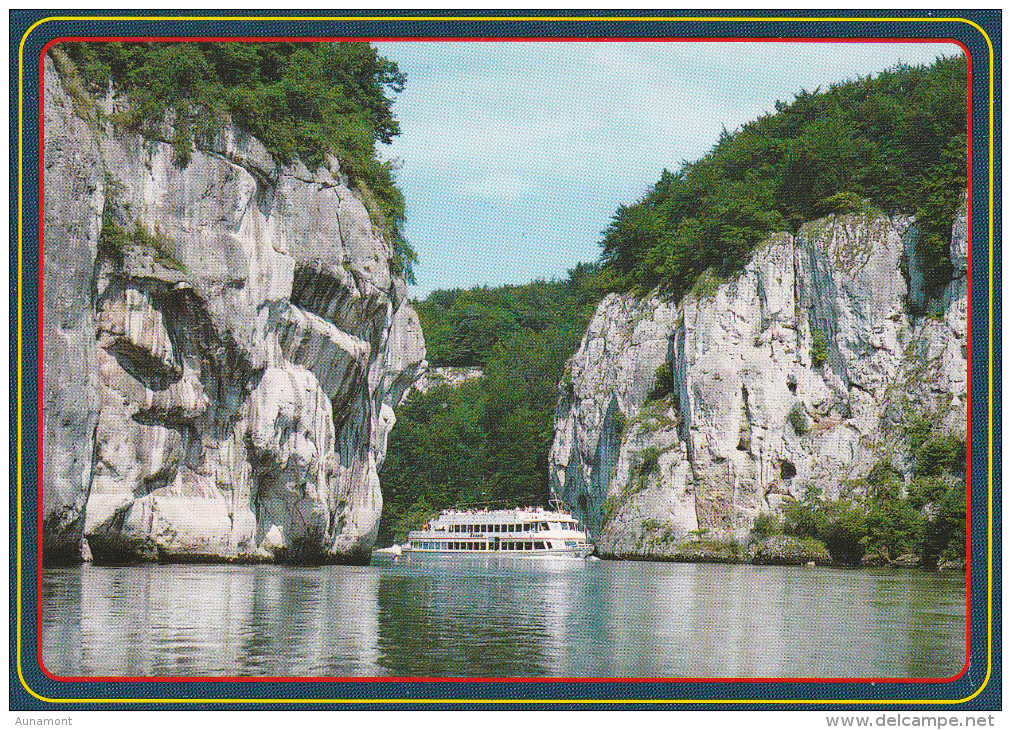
[39,555,965,678]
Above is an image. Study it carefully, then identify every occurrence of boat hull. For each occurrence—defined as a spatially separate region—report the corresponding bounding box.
[402,545,593,559]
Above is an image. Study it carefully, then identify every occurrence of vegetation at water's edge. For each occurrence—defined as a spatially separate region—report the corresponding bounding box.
[594,56,967,303]
[755,430,966,568]
[54,41,416,282]
[378,268,601,545]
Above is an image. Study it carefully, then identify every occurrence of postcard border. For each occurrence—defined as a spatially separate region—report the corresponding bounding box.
[12,12,999,708]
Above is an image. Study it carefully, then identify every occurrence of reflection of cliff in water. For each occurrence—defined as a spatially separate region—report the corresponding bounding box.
[41,564,384,676]
[40,560,966,678]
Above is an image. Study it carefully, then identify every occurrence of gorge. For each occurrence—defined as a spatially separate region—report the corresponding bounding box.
[39,43,968,570]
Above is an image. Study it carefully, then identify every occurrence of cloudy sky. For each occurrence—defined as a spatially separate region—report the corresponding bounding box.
[372,41,962,297]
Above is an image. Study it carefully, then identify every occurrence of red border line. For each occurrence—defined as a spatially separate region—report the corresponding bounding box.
[34,34,975,689]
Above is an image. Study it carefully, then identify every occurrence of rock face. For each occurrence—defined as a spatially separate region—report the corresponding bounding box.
[410,365,484,396]
[41,55,426,564]
[550,206,967,557]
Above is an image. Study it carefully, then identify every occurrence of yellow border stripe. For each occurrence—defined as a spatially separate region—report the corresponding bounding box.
[16,14,996,706]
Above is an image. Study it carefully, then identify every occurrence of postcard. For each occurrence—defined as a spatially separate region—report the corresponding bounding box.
[10,10,1001,712]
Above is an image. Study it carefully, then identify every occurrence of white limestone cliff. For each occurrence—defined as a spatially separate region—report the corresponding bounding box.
[550,205,967,558]
[41,54,426,564]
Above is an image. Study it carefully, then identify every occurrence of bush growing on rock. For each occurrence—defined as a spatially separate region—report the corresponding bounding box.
[810,332,829,367]
[752,511,782,540]
[915,434,965,477]
[787,403,809,435]
[635,447,661,483]
[648,362,673,401]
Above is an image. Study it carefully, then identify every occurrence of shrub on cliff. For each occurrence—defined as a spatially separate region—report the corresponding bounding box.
[647,363,673,401]
[810,332,829,367]
[752,511,781,540]
[598,56,967,301]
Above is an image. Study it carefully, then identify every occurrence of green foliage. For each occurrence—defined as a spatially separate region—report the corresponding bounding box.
[863,496,923,561]
[636,448,660,479]
[597,57,967,301]
[907,476,951,511]
[648,362,673,401]
[780,449,964,567]
[379,272,600,546]
[752,511,782,539]
[49,46,103,131]
[612,410,627,436]
[918,482,966,566]
[810,331,829,367]
[387,499,440,544]
[821,501,869,565]
[787,403,809,435]
[414,266,600,367]
[905,411,935,451]
[783,498,826,540]
[54,41,414,281]
[915,434,965,478]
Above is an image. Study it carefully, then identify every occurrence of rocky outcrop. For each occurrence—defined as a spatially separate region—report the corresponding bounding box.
[41,55,425,564]
[550,206,967,557]
[410,365,484,396]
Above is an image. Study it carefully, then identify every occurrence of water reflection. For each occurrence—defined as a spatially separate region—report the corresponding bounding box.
[39,558,965,678]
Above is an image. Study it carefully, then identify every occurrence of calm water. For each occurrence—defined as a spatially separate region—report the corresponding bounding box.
[40,556,965,678]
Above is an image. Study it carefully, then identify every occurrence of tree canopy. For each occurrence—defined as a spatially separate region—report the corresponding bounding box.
[378,267,600,544]
[597,56,967,302]
[55,41,416,281]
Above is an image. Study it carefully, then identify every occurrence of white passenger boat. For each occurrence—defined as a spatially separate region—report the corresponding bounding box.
[405,505,594,558]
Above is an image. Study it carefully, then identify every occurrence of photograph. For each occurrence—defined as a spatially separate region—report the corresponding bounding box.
[11,10,1000,711]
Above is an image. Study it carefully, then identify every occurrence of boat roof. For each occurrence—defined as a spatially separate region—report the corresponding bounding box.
[433,508,577,523]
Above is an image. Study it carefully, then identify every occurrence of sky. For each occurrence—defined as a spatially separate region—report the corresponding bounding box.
[371,41,962,298]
